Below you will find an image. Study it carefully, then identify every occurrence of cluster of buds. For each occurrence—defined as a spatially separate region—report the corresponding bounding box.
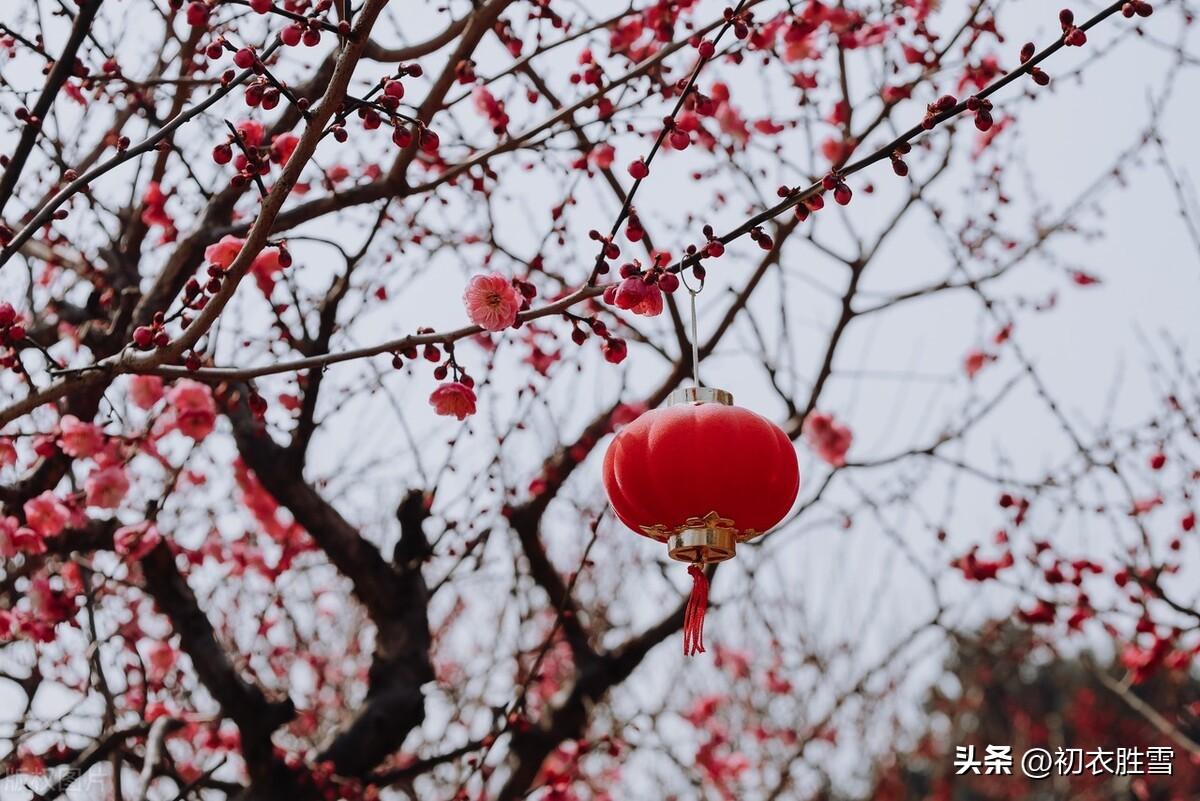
[921,94,958,130]
[568,314,612,348]
[454,58,477,85]
[663,117,691,151]
[625,209,645,243]
[749,225,775,250]
[572,48,604,87]
[0,303,27,367]
[685,88,721,118]
[966,95,994,131]
[556,309,628,366]
[1122,1,1153,17]
[390,124,440,153]
[369,63,421,132]
[604,261,679,310]
[213,123,271,188]
[1019,43,1051,86]
[1059,9,1088,47]
[513,276,537,313]
[790,185,826,223]
[244,75,283,110]
[281,1,336,49]
[890,141,913,176]
[132,312,171,351]
[587,229,623,275]
[391,329,468,381]
[822,171,853,206]
[700,224,724,259]
[722,6,756,40]
[14,107,41,128]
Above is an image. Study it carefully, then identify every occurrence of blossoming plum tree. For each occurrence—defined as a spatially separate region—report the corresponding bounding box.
[0,0,1197,799]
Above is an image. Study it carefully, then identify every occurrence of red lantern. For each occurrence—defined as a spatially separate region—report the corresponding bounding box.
[603,387,800,655]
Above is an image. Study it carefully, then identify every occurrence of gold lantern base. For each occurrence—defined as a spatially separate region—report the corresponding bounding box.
[668,524,737,563]
[641,512,760,565]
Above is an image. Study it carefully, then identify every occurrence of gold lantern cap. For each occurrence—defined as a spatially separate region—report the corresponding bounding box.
[667,386,733,407]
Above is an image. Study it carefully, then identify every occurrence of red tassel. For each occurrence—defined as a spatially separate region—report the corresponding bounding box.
[683,564,709,656]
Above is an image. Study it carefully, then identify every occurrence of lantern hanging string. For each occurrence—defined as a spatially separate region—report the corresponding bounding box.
[681,267,703,388]
[689,288,701,388]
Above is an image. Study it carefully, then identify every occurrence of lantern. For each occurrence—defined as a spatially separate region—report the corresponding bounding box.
[603,386,800,655]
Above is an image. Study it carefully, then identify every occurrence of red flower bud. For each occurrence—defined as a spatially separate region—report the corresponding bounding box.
[185,2,209,27]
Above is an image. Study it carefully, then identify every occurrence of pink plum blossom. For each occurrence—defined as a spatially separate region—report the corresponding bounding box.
[250,247,285,295]
[271,133,300,164]
[802,411,853,468]
[23,491,70,537]
[0,516,44,558]
[609,276,664,317]
[0,437,17,468]
[167,380,218,441]
[59,414,104,458]
[204,235,245,269]
[129,375,165,410]
[235,119,265,147]
[114,522,162,561]
[463,273,521,331]
[964,348,997,379]
[429,382,477,420]
[85,464,130,509]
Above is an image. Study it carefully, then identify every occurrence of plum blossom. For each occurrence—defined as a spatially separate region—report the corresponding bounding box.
[0,516,44,558]
[167,380,218,441]
[59,414,104,458]
[129,375,165,410]
[250,247,286,295]
[589,143,615,169]
[140,182,176,242]
[271,133,300,164]
[235,119,265,147]
[114,522,162,561]
[145,640,177,680]
[204,235,245,269]
[471,86,509,131]
[429,382,476,420]
[27,577,73,625]
[86,464,130,509]
[802,411,853,467]
[23,491,70,537]
[606,276,663,317]
[963,348,997,379]
[463,273,521,331]
[0,437,15,468]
